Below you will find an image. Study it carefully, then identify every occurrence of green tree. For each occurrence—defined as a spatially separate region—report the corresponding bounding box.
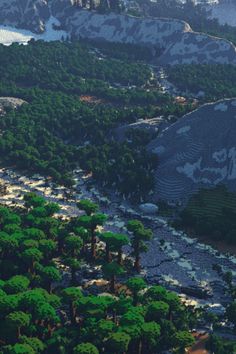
[4,276,30,294]
[0,232,19,257]
[74,226,89,254]
[6,311,31,339]
[64,235,83,257]
[127,220,152,272]
[94,319,115,346]
[145,285,167,302]
[0,295,19,317]
[19,336,45,353]
[78,213,107,259]
[126,277,146,306]
[63,257,81,285]
[173,331,195,354]
[146,301,169,322]
[21,248,43,274]
[62,287,83,324]
[77,200,99,216]
[38,239,57,260]
[24,228,46,241]
[112,233,129,265]
[99,231,116,262]
[103,261,125,293]
[34,302,59,336]
[105,332,131,354]
[19,289,47,315]
[41,266,61,293]
[24,193,46,209]
[45,202,60,216]
[100,232,129,264]
[73,342,99,354]
[5,343,35,354]
[141,321,161,352]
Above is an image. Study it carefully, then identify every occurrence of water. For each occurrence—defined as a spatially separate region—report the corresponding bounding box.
[0,17,67,46]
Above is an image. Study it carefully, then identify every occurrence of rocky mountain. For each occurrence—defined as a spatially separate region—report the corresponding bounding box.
[148,99,236,203]
[54,8,236,65]
[0,0,50,33]
[0,0,236,65]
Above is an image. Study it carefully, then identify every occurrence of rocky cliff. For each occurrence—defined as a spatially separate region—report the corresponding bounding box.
[0,0,236,65]
[148,99,236,203]
[55,9,236,65]
[0,0,50,33]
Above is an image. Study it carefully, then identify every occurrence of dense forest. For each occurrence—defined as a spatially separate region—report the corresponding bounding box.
[0,40,193,199]
[167,64,236,101]
[0,193,236,354]
[175,186,236,245]
[0,194,235,354]
[0,194,195,354]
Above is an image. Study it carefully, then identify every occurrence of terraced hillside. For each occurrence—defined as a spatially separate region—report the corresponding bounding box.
[148,99,236,203]
[179,185,236,244]
[184,186,236,218]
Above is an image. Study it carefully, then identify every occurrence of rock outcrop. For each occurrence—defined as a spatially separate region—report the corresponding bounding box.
[0,0,236,65]
[0,0,50,33]
[148,99,236,203]
[55,9,236,65]
[0,97,27,115]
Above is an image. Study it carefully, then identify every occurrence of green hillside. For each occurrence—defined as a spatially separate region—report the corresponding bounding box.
[179,186,236,245]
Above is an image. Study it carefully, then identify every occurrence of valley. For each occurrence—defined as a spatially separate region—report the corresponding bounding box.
[1,166,236,316]
[0,1,236,353]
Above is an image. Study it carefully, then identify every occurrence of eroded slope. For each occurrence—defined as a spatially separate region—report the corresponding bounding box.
[148,99,236,202]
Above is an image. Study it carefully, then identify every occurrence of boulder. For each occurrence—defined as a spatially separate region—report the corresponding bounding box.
[139,203,158,214]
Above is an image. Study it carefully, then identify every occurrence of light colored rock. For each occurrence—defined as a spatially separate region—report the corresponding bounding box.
[139,203,158,214]
[148,99,236,202]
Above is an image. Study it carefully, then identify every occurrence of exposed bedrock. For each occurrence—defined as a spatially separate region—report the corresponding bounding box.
[148,99,236,202]
[0,0,236,65]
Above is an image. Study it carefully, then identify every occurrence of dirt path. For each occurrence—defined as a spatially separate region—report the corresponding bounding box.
[188,334,210,354]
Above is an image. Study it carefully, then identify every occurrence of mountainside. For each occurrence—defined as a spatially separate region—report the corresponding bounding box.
[0,0,50,33]
[0,0,236,65]
[148,99,236,203]
[56,9,236,65]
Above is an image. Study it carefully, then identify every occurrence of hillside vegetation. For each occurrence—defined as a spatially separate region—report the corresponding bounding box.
[167,64,236,101]
[177,186,236,245]
[0,40,193,199]
[0,194,197,354]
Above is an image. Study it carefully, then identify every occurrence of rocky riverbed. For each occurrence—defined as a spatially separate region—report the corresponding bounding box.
[0,167,235,315]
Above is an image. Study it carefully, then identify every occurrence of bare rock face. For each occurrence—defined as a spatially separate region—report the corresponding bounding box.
[0,1,236,64]
[159,31,236,65]
[148,99,236,203]
[51,7,236,65]
[0,97,27,115]
[0,0,50,33]
[57,9,189,46]
[115,118,165,142]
